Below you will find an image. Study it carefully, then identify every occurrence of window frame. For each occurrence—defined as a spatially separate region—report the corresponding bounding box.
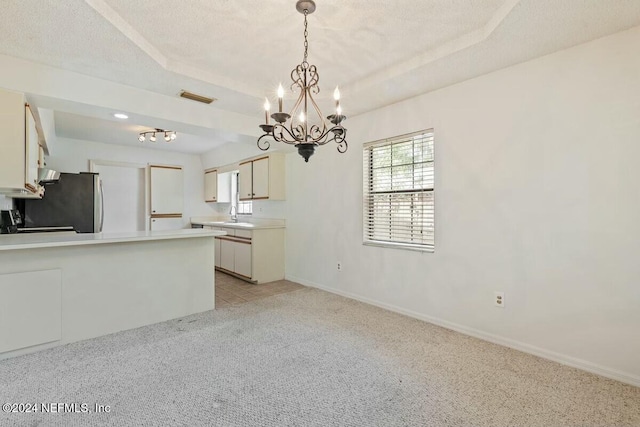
[231,171,252,216]
[362,129,435,253]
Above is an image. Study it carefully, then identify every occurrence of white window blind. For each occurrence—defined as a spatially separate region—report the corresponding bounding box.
[363,129,434,251]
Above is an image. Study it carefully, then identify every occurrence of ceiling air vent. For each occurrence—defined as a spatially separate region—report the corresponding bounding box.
[179,90,215,104]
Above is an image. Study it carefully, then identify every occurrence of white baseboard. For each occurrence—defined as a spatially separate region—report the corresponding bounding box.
[286,274,640,388]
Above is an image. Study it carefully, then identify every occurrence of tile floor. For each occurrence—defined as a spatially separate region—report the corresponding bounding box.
[215,271,305,308]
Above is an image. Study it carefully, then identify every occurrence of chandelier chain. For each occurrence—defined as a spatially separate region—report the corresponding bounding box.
[303,10,309,65]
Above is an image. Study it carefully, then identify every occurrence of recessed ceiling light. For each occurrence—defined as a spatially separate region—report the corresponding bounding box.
[113,113,128,119]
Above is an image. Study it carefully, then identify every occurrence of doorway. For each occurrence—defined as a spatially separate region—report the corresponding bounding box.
[90,160,146,232]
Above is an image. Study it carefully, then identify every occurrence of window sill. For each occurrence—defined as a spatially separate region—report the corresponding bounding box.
[363,240,434,253]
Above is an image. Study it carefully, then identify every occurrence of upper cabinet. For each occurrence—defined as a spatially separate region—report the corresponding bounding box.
[0,89,44,198]
[149,165,183,216]
[204,169,217,202]
[238,153,285,201]
[204,169,232,203]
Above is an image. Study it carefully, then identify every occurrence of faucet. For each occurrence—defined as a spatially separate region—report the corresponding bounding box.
[229,205,238,222]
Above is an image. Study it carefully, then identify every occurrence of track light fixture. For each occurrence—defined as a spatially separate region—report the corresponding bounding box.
[138,128,177,143]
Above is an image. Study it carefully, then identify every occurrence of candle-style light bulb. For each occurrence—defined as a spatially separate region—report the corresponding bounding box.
[334,86,341,111]
[277,84,284,112]
[264,98,271,124]
[336,105,342,116]
[299,111,305,122]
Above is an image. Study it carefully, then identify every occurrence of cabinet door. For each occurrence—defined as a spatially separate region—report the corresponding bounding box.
[25,107,39,190]
[238,161,253,201]
[150,166,183,215]
[214,237,221,268]
[234,240,252,278]
[204,170,217,202]
[220,239,235,271]
[150,217,183,231]
[0,89,25,190]
[252,157,269,199]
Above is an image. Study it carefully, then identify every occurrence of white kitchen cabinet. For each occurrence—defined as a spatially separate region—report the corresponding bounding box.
[233,240,252,278]
[238,161,253,201]
[150,165,183,215]
[150,217,183,231]
[211,226,284,283]
[0,89,44,198]
[204,169,217,202]
[204,169,232,203]
[218,236,252,280]
[220,238,235,272]
[252,157,269,199]
[25,106,40,191]
[238,153,285,201]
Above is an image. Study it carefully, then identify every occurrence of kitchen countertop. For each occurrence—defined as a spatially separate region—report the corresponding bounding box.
[190,217,285,230]
[0,228,225,251]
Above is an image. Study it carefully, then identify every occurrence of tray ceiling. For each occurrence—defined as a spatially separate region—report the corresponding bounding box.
[1,0,639,152]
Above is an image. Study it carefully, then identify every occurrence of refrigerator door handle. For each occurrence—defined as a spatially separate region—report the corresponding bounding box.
[94,177,104,233]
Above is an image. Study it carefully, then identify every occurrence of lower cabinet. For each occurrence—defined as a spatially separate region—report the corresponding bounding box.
[218,236,252,280]
[209,226,284,284]
[233,239,252,278]
[219,238,236,272]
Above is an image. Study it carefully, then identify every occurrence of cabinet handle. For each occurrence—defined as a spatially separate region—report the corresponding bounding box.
[152,210,156,213]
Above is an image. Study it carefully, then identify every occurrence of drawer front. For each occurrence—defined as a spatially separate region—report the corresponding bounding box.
[235,229,252,239]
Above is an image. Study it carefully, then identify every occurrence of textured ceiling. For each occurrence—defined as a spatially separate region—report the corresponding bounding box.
[1,0,640,153]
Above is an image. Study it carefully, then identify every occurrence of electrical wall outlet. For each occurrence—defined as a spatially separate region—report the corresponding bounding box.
[494,291,505,308]
[337,262,342,271]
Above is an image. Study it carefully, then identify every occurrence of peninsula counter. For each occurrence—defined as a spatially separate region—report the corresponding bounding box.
[0,229,224,359]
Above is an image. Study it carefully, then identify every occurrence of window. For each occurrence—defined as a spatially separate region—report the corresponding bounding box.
[231,171,252,215]
[363,129,434,251]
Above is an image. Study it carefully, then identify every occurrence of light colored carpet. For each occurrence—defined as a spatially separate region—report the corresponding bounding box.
[0,286,638,427]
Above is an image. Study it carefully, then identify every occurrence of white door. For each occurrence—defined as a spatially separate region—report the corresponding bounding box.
[252,157,269,199]
[92,163,146,233]
[150,166,183,215]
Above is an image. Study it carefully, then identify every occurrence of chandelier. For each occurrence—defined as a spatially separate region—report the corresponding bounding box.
[138,128,177,143]
[257,0,347,162]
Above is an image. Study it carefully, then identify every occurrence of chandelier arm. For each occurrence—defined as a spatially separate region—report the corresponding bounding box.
[288,69,306,118]
[307,65,320,95]
[272,123,305,145]
[257,133,272,151]
[307,87,327,134]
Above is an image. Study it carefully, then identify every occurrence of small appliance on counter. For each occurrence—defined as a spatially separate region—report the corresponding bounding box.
[0,209,23,234]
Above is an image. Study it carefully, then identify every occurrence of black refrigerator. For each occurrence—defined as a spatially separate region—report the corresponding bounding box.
[20,172,104,233]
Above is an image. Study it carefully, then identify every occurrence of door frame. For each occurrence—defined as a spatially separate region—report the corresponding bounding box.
[89,159,149,231]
